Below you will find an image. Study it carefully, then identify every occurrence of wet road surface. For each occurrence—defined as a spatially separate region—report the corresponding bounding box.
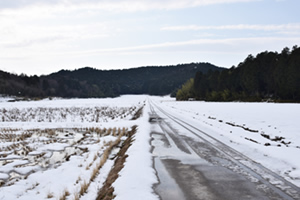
[149,100,300,200]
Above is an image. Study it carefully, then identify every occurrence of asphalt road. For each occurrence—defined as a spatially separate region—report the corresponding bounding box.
[149,100,300,200]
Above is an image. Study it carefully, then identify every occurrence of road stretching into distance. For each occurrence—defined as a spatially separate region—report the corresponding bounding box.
[148,99,300,200]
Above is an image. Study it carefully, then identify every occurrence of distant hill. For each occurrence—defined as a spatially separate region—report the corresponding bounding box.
[0,63,223,98]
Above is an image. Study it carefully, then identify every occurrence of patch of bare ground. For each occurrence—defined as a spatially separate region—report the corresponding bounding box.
[96,126,137,200]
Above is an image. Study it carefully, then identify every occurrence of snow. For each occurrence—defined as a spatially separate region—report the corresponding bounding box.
[1,94,299,199]
[113,103,159,200]
[0,95,157,200]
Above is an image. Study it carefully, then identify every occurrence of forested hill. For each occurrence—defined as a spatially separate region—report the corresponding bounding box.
[0,62,222,98]
[177,46,300,102]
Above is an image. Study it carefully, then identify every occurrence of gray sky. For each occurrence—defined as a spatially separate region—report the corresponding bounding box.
[1,0,299,75]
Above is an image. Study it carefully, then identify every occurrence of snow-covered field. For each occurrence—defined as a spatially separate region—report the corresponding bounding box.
[0,95,299,199]
[0,95,157,200]
[152,96,300,187]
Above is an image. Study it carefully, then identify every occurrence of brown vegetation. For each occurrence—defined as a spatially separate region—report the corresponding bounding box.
[131,106,144,120]
[96,126,137,200]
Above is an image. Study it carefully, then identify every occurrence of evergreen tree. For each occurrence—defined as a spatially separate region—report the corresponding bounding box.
[192,46,300,102]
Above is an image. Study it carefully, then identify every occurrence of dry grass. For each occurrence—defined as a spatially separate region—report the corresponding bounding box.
[112,128,117,136]
[74,126,130,199]
[101,128,107,135]
[46,191,54,199]
[79,181,89,196]
[93,153,98,161]
[131,106,144,120]
[0,106,135,123]
[59,189,70,200]
[96,126,137,200]
[72,193,80,200]
[91,166,99,182]
[0,125,132,198]
[106,128,112,136]
[64,189,70,196]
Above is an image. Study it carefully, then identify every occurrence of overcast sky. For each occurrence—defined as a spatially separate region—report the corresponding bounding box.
[1,0,299,75]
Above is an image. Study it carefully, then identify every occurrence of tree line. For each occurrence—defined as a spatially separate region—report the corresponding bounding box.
[0,63,221,98]
[177,46,300,102]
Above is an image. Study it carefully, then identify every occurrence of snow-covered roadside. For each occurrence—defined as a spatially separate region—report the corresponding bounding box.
[113,103,159,200]
[151,96,300,187]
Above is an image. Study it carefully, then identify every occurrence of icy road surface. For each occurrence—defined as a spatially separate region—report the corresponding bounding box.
[149,99,300,200]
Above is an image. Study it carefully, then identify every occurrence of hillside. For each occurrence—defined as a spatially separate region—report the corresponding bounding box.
[177,46,300,102]
[0,62,223,98]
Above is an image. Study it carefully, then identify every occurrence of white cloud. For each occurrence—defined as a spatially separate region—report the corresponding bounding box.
[2,36,298,75]
[0,0,262,50]
[87,0,258,12]
[46,36,300,56]
[2,36,297,59]
[0,6,113,49]
[161,24,300,32]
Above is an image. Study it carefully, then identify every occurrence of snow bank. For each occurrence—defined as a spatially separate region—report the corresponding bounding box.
[113,103,159,200]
